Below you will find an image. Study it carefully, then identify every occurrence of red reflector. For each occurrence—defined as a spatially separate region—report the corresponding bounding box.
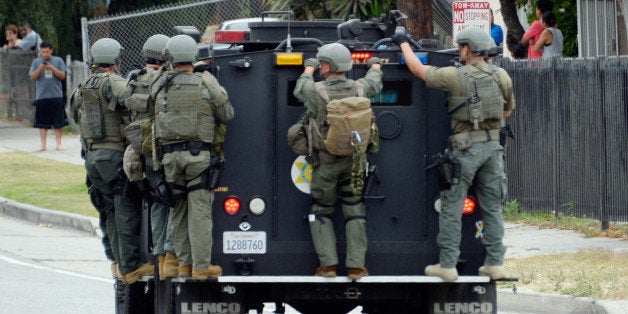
[214,30,247,42]
[463,198,476,215]
[223,197,241,215]
[351,52,373,62]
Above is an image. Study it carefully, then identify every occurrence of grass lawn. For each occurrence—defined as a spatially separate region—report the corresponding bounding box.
[0,152,96,217]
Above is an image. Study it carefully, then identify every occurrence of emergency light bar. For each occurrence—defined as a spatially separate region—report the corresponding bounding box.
[351,52,373,62]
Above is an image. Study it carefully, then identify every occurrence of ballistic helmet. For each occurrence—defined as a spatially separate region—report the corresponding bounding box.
[91,38,123,65]
[142,34,170,62]
[165,35,198,64]
[316,43,352,73]
[456,27,493,53]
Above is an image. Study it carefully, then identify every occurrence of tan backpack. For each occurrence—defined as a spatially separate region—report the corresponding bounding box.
[315,82,373,156]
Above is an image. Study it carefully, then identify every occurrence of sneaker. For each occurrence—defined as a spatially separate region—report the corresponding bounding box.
[479,265,507,280]
[425,264,458,282]
[347,267,369,280]
[162,252,179,279]
[122,263,155,284]
[192,265,223,280]
[178,264,192,277]
[315,265,337,277]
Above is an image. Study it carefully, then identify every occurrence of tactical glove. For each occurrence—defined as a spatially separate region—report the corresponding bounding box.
[391,34,409,46]
[304,58,319,70]
[367,57,382,68]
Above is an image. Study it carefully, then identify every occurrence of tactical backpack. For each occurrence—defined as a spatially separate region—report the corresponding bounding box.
[314,81,374,156]
[447,64,505,129]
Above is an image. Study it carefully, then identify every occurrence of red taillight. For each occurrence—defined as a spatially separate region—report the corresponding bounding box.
[351,52,373,62]
[463,198,476,215]
[214,30,247,43]
[223,197,241,215]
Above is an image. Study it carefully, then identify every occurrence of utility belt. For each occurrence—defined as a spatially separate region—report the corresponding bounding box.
[86,141,126,152]
[449,129,500,149]
[161,140,214,155]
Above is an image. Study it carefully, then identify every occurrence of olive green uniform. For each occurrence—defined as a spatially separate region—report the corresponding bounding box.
[293,68,383,268]
[124,67,174,257]
[425,61,515,268]
[152,70,234,271]
[68,69,144,274]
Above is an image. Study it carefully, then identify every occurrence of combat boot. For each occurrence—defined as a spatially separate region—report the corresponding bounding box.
[425,264,458,282]
[162,252,179,279]
[110,262,121,280]
[157,255,165,280]
[178,264,192,277]
[192,265,223,280]
[122,263,155,285]
[479,265,507,280]
[347,267,368,280]
[315,265,337,277]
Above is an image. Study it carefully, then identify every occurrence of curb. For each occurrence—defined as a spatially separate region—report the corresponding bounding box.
[0,196,100,236]
[498,289,607,313]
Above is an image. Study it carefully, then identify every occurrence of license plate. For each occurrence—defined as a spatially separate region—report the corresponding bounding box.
[223,231,266,254]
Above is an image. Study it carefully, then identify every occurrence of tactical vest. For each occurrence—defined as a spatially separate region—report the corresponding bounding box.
[448,64,504,129]
[126,68,160,122]
[154,72,215,143]
[76,73,125,144]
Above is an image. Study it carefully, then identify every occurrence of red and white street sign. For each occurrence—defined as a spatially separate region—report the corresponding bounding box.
[452,0,491,46]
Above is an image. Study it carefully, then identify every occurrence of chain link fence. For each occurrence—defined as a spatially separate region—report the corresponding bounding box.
[81,0,264,76]
[0,50,37,121]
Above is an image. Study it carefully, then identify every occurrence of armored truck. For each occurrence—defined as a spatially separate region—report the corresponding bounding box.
[118,11,502,314]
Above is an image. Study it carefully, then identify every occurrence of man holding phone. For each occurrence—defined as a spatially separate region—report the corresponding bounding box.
[29,41,68,151]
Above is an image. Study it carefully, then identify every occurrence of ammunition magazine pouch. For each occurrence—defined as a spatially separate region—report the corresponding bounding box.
[449,129,501,150]
[124,121,143,152]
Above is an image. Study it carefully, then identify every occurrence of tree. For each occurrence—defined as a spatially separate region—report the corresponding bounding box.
[0,0,91,60]
[500,0,578,57]
[262,0,395,21]
[500,0,526,58]
[397,0,433,40]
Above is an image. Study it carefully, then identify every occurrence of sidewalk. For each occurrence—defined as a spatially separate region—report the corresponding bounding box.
[1,119,626,313]
[0,119,83,165]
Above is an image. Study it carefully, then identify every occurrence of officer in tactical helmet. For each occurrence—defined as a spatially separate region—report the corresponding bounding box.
[392,27,515,282]
[122,34,177,280]
[151,34,234,280]
[293,42,383,280]
[67,38,154,284]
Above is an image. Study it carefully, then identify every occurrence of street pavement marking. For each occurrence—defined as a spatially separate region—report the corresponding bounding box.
[0,252,112,283]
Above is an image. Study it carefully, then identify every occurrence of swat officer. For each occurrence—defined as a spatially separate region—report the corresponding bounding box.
[293,43,382,280]
[392,27,515,282]
[122,34,178,280]
[68,38,154,284]
[151,35,234,280]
